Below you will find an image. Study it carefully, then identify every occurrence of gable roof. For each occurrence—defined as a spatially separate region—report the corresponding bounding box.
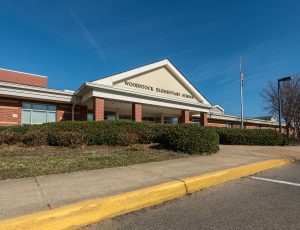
[91,59,211,105]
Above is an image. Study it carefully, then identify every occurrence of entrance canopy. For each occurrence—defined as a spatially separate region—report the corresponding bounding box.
[76,59,212,113]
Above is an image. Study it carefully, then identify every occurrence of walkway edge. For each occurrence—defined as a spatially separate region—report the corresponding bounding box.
[0,159,293,230]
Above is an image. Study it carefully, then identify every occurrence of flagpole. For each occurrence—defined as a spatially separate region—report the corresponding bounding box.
[240,57,244,129]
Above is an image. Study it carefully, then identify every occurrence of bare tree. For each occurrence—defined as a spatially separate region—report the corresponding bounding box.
[261,75,300,138]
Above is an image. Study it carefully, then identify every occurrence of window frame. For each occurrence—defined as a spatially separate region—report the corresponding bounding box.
[22,102,57,125]
[226,122,232,128]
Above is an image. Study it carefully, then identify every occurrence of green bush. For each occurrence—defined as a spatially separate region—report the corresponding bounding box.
[12,121,219,153]
[0,121,288,151]
[117,131,139,146]
[0,131,20,145]
[21,131,48,146]
[216,128,287,146]
[33,121,157,146]
[59,131,84,147]
[2,124,35,133]
[163,124,219,154]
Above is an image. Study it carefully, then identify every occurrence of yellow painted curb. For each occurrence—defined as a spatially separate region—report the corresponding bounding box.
[0,180,186,230]
[183,159,293,193]
[0,159,293,230]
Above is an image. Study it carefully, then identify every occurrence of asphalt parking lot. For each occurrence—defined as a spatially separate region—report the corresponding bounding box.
[82,161,300,230]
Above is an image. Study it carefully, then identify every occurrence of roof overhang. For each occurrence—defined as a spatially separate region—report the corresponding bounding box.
[0,81,78,103]
[203,113,282,126]
[77,82,212,112]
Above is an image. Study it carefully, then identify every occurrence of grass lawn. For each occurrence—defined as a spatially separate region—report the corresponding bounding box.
[0,144,192,180]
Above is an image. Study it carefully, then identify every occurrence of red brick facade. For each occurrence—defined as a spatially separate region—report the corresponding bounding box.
[0,96,285,131]
[93,97,104,121]
[207,118,279,130]
[56,104,87,121]
[180,109,190,124]
[207,119,226,127]
[132,103,142,122]
[0,97,87,125]
[200,112,208,126]
[0,98,21,126]
[0,69,47,87]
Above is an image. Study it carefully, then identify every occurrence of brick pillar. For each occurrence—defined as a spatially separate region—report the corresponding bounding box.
[56,105,63,122]
[93,97,104,121]
[200,112,208,126]
[180,110,190,124]
[132,103,142,122]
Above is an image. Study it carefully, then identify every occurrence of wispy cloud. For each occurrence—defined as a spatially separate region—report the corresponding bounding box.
[65,3,106,61]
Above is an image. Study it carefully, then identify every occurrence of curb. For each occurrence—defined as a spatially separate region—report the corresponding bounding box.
[0,159,293,230]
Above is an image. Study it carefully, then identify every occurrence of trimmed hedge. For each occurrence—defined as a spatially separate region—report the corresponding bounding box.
[216,128,288,146]
[22,131,48,146]
[0,121,169,146]
[0,131,20,145]
[0,121,220,154]
[163,125,219,154]
[0,121,288,153]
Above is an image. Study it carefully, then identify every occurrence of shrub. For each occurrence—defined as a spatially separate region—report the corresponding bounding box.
[163,124,219,154]
[36,121,157,146]
[21,131,48,146]
[216,128,287,146]
[117,131,139,146]
[2,124,36,133]
[59,131,84,147]
[0,131,20,145]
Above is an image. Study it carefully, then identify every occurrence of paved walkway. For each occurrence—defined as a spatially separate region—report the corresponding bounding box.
[0,145,299,220]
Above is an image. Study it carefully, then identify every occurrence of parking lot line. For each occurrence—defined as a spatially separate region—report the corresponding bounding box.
[251,176,300,187]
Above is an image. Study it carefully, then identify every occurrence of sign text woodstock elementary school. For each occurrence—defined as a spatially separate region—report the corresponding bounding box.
[124,81,195,99]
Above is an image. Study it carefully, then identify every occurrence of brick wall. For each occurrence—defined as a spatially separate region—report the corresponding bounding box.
[0,69,48,87]
[207,119,226,127]
[207,118,279,130]
[200,112,208,126]
[56,104,88,121]
[0,97,88,126]
[0,98,21,126]
[244,124,257,129]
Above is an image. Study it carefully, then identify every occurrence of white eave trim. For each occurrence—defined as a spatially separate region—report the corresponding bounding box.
[0,81,77,103]
[83,82,212,111]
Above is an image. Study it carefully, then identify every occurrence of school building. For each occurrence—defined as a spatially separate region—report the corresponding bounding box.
[0,59,283,130]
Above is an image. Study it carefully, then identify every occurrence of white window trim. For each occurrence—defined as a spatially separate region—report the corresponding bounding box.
[22,102,57,125]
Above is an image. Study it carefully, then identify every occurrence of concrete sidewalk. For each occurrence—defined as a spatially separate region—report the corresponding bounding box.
[0,145,298,220]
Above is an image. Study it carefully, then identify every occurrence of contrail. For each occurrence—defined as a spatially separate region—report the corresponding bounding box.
[65,3,106,61]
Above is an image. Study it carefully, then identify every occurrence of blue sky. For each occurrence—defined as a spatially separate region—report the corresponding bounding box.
[0,0,299,117]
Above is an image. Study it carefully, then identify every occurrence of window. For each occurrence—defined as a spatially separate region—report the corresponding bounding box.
[226,122,232,128]
[22,102,56,125]
[164,117,179,125]
[119,114,131,120]
[256,125,262,130]
[190,118,200,125]
[142,116,160,123]
[104,112,116,120]
[87,113,94,121]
